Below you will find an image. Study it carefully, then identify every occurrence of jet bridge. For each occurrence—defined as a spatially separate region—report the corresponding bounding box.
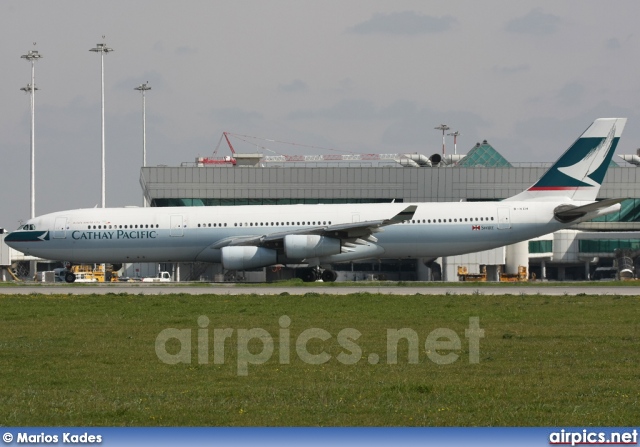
[0,231,10,267]
[1,231,11,281]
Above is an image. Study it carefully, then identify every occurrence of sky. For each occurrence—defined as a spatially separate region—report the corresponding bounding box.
[2,0,640,229]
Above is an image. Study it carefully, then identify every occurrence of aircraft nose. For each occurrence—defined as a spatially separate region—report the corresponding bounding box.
[4,231,18,245]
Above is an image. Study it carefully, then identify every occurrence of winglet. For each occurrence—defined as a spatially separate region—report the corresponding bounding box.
[386,205,417,225]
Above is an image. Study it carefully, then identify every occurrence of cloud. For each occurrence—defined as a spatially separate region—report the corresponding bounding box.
[505,8,562,35]
[493,64,531,75]
[211,107,263,124]
[175,45,197,55]
[115,71,164,92]
[152,41,196,55]
[513,103,636,157]
[278,79,308,93]
[605,37,621,50]
[287,98,487,153]
[288,99,377,120]
[380,104,489,150]
[348,11,455,36]
[556,81,585,107]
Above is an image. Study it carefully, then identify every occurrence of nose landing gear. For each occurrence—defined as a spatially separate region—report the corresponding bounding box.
[64,271,76,283]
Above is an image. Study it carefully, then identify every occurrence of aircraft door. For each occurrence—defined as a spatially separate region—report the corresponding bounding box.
[170,215,184,237]
[497,207,511,229]
[53,217,67,239]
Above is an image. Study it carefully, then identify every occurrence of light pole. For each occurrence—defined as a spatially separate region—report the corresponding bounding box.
[20,48,42,220]
[89,41,113,208]
[135,83,151,206]
[434,124,450,155]
[447,131,461,155]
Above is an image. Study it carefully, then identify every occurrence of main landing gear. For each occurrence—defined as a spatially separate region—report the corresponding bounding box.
[297,267,337,283]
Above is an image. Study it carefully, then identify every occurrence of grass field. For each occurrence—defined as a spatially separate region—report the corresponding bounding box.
[1,292,639,426]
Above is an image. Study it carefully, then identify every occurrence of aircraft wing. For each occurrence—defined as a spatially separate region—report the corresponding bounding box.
[210,205,417,249]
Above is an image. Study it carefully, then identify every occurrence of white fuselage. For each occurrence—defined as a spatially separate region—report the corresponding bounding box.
[8,201,569,265]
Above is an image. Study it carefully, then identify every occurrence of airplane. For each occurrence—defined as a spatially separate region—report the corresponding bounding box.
[5,117,627,283]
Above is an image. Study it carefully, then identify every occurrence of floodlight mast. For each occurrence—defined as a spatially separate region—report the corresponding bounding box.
[135,83,151,207]
[20,47,42,219]
[435,124,450,155]
[89,41,113,208]
[448,131,461,155]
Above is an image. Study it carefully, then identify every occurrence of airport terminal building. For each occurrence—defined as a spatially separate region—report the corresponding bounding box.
[134,141,640,282]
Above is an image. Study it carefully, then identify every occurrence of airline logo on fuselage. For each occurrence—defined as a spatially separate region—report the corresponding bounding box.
[71,230,158,240]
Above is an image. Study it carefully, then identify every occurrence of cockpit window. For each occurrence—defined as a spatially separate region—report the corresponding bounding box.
[20,224,35,231]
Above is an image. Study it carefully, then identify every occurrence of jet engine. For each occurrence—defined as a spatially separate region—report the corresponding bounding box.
[221,246,277,270]
[284,235,341,259]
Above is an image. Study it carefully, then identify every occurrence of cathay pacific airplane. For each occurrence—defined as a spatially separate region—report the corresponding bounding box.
[5,118,627,282]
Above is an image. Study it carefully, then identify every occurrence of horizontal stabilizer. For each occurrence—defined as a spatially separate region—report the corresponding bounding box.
[554,198,626,223]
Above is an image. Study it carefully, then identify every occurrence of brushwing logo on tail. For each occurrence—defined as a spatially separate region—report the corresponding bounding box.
[528,120,621,192]
[556,124,616,187]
